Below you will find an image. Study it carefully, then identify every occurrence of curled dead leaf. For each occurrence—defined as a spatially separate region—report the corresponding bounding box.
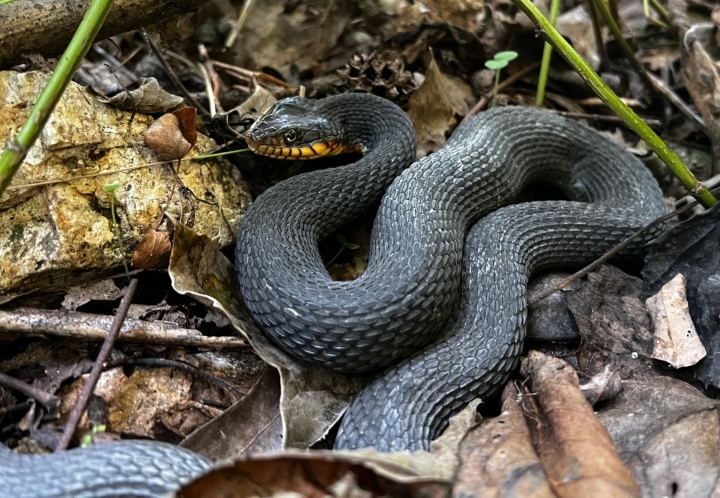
[172,106,198,149]
[131,229,171,269]
[646,273,706,368]
[520,351,640,498]
[99,77,184,113]
[179,453,449,497]
[144,113,193,161]
[407,56,474,157]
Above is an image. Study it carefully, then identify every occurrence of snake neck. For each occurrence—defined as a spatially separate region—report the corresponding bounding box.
[248,94,417,241]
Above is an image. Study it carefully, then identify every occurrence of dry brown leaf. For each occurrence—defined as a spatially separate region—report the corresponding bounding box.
[520,351,640,498]
[646,273,706,368]
[565,265,657,381]
[100,77,184,113]
[132,228,171,269]
[179,452,449,497]
[167,222,363,454]
[144,113,193,161]
[61,279,124,311]
[182,368,282,461]
[579,365,623,405]
[682,24,720,175]
[453,383,554,498]
[172,106,198,150]
[407,56,474,157]
[598,376,720,497]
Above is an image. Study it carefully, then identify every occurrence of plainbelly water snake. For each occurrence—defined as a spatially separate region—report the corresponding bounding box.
[0,93,667,495]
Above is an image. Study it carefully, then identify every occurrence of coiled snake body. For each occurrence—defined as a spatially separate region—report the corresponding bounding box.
[1,94,666,495]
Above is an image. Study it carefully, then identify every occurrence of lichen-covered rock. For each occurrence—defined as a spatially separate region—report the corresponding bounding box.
[0,71,251,296]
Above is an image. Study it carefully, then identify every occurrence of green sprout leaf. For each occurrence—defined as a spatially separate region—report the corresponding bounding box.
[103,183,120,193]
[494,51,519,62]
[484,59,507,70]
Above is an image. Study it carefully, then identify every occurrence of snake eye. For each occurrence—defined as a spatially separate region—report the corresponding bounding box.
[284,129,298,143]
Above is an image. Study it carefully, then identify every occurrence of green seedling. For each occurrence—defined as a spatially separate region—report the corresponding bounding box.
[326,232,360,267]
[80,424,107,448]
[103,183,130,280]
[484,51,518,108]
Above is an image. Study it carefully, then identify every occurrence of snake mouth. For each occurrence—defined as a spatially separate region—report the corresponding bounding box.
[246,138,360,160]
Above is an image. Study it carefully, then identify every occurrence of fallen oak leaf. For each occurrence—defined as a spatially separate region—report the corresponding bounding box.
[520,351,640,498]
[132,228,171,269]
[144,113,193,161]
[100,77,184,113]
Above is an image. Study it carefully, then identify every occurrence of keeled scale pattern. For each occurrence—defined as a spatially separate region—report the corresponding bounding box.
[0,441,211,497]
[236,96,667,450]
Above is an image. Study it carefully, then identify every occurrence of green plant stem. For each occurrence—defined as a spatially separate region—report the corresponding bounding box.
[648,0,671,25]
[492,69,501,107]
[536,0,561,106]
[0,0,115,197]
[325,247,345,268]
[511,0,717,208]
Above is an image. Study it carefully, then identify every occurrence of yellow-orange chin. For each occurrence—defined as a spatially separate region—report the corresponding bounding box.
[246,139,361,160]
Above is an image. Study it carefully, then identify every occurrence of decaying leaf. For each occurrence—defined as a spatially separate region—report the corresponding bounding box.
[579,365,624,406]
[407,56,474,157]
[643,205,720,388]
[646,273,706,368]
[565,265,657,381]
[598,376,720,497]
[179,452,450,497]
[144,113,193,161]
[61,279,125,311]
[99,77,184,113]
[131,228,172,269]
[454,384,554,498]
[682,24,720,175]
[167,222,363,454]
[182,368,282,460]
[520,351,640,498]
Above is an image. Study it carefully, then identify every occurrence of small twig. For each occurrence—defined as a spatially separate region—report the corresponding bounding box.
[0,308,246,348]
[0,372,58,410]
[139,29,209,116]
[56,278,138,451]
[463,61,541,122]
[212,60,296,89]
[545,109,662,127]
[0,401,33,418]
[528,186,719,306]
[644,71,706,133]
[105,357,243,400]
[198,44,223,115]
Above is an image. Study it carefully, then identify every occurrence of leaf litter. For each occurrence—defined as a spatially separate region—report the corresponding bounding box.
[1,0,720,496]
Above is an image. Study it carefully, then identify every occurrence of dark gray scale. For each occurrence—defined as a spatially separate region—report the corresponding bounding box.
[235,94,666,451]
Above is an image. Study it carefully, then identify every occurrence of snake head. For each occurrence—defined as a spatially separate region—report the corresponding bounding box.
[245,97,356,160]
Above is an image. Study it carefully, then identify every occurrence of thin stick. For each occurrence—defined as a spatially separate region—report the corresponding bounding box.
[0,308,246,348]
[139,29,208,116]
[463,61,541,122]
[527,190,715,306]
[0,372,58,410]
[56,278,138,451]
